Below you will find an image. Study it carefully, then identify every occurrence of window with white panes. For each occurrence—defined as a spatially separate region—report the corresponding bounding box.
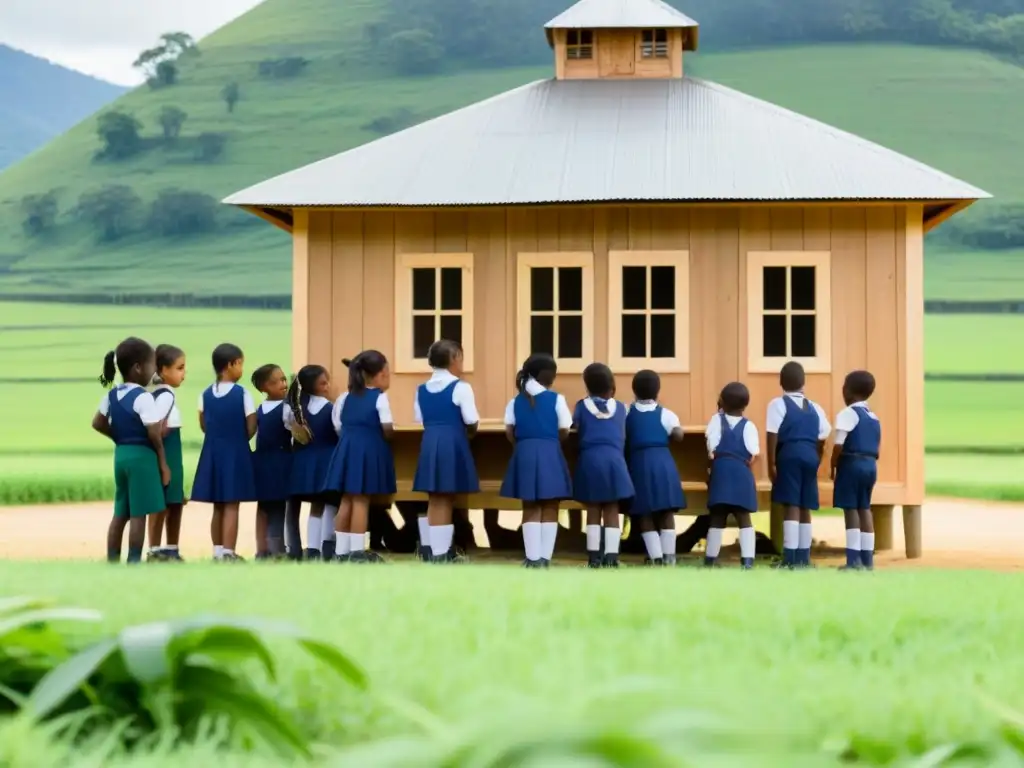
[394,253,474,373]
[640,29,669,58]
[746,251,831,373]
[516,252,593,374]
[608,251,690,372]
[566,29,594,59]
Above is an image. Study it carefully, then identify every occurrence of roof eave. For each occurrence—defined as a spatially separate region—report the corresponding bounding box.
[922,198,981,233]
[234,204,294,233]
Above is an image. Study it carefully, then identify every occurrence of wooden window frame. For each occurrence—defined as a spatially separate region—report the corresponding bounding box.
[516,251,594,375]
[640,28,669,58]
[394,252,475,374]
[566,29,594,60]
[746,251,832,374]
[607,250,690,373]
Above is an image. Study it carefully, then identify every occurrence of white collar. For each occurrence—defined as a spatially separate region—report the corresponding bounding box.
[583,397,617,418]
[848,400,869,410]
[429,369,458,385]
[118,382,141,390]
[524,378,547,396]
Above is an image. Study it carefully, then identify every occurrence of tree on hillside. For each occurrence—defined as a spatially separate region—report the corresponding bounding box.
[195,132,227,162]
[133,32,198,88]
[20,190,60,236]
[149,189,219,236]
[221,81,240,113]
[388,29,444,74]
[75,185,143,242]
[158,105,188,142]
[95,111,143,160]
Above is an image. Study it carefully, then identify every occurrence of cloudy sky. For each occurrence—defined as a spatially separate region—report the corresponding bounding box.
[0,0,264,85]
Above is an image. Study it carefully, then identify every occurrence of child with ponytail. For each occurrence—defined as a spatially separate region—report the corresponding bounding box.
[147,344,187,562]
[91,337,169,564]
[322,351,395,564]
[251,363,292,559]
[499,353,573,568]
[285,364,337,561]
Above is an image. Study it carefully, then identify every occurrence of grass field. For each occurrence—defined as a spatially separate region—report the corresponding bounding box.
[2,301,1023,504]
[2,562,1024,766]
[1,24,1022,298]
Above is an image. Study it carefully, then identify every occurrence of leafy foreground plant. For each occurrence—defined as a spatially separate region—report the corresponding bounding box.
[23,614,366,758]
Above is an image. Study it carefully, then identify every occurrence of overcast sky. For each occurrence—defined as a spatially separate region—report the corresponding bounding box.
[0,0,264,85]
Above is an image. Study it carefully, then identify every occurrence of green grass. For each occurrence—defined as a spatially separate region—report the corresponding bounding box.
[1,22,1022,297]
[1,302,1023,504]
[3,562,1024,766]
[926,246,1024,302]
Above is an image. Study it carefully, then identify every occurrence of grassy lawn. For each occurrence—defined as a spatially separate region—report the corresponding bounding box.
[2,562,1024,766]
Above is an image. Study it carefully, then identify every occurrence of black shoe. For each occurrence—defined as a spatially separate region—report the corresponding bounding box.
[351,550,386,564]
[147,550,168,563]
[321,540,336,560]
[522,559,544,569]
[222,552,245,562]
[741,557,754,570]
[602,553,620,569]
[334,553,351,563]
[646,557,665,567]
[165,550,184,562]
[304,548,321,562]
[417,544,433,563]
[587,551,602,569]
[540,558,551,568]
[286,548,303,562]
[663,556,677,567]
[770,558,793,570]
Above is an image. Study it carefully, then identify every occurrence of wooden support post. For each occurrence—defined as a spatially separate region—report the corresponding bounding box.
[770,503,784,553]
[872,505,894,551]
[903,505,922,559]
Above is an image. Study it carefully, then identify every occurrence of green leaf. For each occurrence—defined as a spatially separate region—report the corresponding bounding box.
[296,638,367,689]
[26,637,118,720]
[0,608,101,640]
[0,597,50,617]
[181,628,276,680]
[117,622,174,685]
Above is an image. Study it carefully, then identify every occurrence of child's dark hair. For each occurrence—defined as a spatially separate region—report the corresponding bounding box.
[632,369,661,401]
[779,361,806,392]
[286,364,328,435]
[427,339,463,370]
[515,353,558,407]
[844,370,876,401]
[212,343,244,376]
[99,337,154,388]
[583,363,615,398]
[342,350,388,394]
[251,363,282,391]
[720,382,750,413]
[153,344,184,385]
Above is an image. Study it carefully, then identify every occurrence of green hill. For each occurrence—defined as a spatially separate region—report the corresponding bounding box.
[0,0,1022,300]
[0,45,126,169]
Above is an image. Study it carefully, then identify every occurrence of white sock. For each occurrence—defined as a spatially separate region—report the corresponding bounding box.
[604,527,622,555]
[783,521,799,550]
[799,522,813,550]
[641,531,664,560]
[349,532,365,552]
[306,516,322,552]
[861,532,875,553]
[336,534,351,556]
[214,545,224,559]
[541,522,558,560]
[165,545,178,552]
[417,516,431,548]
[586,524,601,551]
[430,525,454,557]
[846,529,861,550]
[321,505,337,543]
[660,529,676,561]
[739,527,756,559]
[222,548,234,557]
[523,522,542,561]
[706,528,724,559]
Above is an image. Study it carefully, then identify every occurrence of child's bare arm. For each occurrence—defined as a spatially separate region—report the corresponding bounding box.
[198,412,206,433]
[766,434,778,480]
[246,413,257,440]
[816,439,826,464]
[829,444,843,480]
[146,422,171,486]
[381,423,395,441]
[669,426,685,443]
[465,422,479,439]
[558,427,570,442]
[505,425,516,445]
[92,412,112,441]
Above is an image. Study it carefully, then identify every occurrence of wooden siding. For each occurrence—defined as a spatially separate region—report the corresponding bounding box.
[298,203,920,503]
[552,28,683,80]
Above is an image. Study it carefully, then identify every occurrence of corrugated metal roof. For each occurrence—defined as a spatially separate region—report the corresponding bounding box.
[223,78,990,208]
[545,0,699,30]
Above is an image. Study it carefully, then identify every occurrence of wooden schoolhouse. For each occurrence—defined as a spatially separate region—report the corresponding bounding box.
[226,0,989,558]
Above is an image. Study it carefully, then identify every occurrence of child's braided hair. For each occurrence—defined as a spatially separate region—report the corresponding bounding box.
[286,364,326,442]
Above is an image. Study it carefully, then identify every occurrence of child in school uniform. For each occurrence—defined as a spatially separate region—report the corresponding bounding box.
[705,382,760,569]
[413,339,480,564]
[191,343,258,562]
[251,363,293,560]
[323,350,396,564]
[831,370,881,570]
[500,353,573,568]
[766,361,831,568]
[92,337,170,564]
[285,364,337,561]
[148,344,187,562]
[573,363,634,569]
[625,370,685,566]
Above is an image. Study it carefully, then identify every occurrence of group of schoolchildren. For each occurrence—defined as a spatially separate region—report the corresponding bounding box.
[94,335,882,570]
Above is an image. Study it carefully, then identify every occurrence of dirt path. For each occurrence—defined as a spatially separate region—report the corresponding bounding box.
[0,498,1020,570]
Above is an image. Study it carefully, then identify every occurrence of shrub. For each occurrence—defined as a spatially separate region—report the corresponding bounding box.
[361,108,421,136]
[257,57,309,79]
[74,185,143,242]
[95,111,144,161]
[222,81,240,113]
[149,189,220,236]
[387,29,443,75]
[195,132,227,162]
[157,106,188,142]
[20,190,60,237]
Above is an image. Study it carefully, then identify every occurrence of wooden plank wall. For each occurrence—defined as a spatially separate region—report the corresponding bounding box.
[300,204,908,489]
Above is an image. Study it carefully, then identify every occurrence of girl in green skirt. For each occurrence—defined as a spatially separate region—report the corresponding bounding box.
[149,344,188,561]
[92,338,170,564]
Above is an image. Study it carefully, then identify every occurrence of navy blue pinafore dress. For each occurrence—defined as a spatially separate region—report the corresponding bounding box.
[572,399,635,505]
[625,405,685,515]
[191,384,257,503]
[253,404,293,504]
[321,389,396,496]
[772,397,821,510]
[833,406,880,511]
[500,391,572,502]
[289,395,337,502]
[707,414,758,512]
[412,381,479,494]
